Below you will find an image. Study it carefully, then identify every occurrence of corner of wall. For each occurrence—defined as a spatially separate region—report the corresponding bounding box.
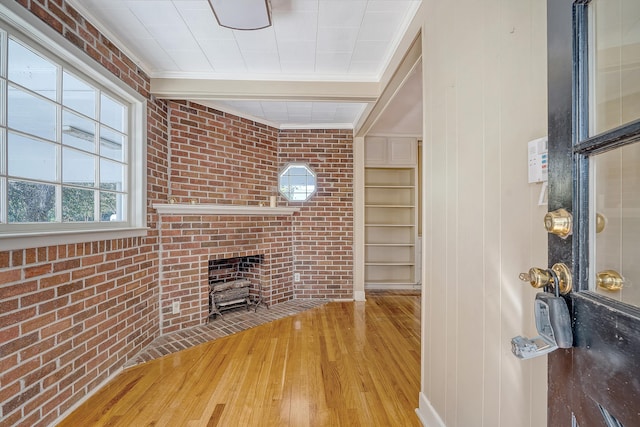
[416,392,447,427]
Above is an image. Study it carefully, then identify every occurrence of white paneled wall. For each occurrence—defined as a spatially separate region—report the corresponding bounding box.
[418,0,549,426]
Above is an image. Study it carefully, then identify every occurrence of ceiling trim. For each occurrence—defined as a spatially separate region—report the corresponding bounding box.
[197,101,357,131]
[378,1,424,86]
[355,33,422,137]
[196,100,278,128]
[280,123,355,130]
[151,78,380,102]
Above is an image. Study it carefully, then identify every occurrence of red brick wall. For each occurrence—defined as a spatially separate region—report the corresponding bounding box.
[168,101,279,205]
[279,130,354,300]
[158,215,294,332]
[1,1,168,426]
[160,104,354,330]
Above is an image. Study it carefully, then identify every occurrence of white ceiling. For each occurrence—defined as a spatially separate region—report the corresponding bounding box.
[67,0,423,131]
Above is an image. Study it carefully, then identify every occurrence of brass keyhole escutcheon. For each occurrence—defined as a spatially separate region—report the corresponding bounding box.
[519,263,572,295]
[544,208,572,238]
[597,270,624,292]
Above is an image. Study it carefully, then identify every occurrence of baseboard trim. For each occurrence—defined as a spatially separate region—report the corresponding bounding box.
[353,290,366,301]
[416,392,446,427]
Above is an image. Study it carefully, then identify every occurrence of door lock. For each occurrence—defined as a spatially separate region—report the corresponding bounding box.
[596,269,624,292]
[512,263,574,359]
[519,263,572,295]
[544,208,572,238]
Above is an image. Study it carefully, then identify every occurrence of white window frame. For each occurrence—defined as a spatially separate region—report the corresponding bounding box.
[278,162,317,202]
[0,3,147,251]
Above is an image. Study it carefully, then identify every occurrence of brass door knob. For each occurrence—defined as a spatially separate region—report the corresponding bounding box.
[519,263,572,295]
[596,270,624,291]
[544,208,572,238]
[519,267,552,289]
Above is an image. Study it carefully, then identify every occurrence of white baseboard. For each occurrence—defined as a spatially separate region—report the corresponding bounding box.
[415,392,446,427]
[353,290,366,301]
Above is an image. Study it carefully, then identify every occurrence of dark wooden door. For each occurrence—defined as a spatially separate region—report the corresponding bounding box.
[548,1,640,426]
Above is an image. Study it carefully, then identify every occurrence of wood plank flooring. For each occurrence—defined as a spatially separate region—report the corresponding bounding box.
[58,291,421,427]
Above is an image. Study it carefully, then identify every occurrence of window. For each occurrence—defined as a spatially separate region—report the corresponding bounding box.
[573,0,640,309]
[278,163,316,201]
[0,4,146,249]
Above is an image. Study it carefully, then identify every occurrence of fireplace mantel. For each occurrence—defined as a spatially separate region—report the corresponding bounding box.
[153,203,301,216]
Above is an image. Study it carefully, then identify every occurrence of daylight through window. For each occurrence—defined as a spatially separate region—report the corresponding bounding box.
[0,25,135,230]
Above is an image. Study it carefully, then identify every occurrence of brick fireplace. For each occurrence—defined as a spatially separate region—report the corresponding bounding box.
[155,205,300,333]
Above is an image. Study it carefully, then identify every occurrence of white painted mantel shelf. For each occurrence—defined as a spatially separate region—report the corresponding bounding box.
[152,203,300,216]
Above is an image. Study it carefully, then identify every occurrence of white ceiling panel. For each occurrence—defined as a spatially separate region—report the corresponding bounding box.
[316,27,359,52]
[165,49,213,71]
[242,51,282,74]
[318,1,367,28]
[272,11,318,41]
[68,0,422,130]
[352,41,387,63]
[279,61,315,74]
[277,40,316,63]
[200,40,245,69]
[315,51,351,74]
[233,27,278,52]
[359,12,405,41]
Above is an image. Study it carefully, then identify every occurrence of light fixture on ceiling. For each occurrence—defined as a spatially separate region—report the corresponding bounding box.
[208,0,272,31]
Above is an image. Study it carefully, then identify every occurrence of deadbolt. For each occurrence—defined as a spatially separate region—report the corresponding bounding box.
[544,208,572,238]
[596,270,624,292]
[519,263,572,295]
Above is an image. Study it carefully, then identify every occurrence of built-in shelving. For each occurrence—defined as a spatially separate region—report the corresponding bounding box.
[364,167,417,287]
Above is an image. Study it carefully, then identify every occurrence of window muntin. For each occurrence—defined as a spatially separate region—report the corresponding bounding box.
[575,0,640,310]
[0,4,146,245]
[1,31,128,226]
[279,163,316,201]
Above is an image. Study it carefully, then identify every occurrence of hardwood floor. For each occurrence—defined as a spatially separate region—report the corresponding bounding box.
[58,292,421,426]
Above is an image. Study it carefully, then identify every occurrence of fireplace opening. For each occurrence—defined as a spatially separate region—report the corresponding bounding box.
[208,255,266,318]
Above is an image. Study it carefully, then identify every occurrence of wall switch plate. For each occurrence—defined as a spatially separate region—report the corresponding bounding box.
[294,273,301,282]
[172,301,180,314]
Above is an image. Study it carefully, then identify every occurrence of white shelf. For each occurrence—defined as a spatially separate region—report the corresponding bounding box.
[153,203,300,216]
[364,165,417,287]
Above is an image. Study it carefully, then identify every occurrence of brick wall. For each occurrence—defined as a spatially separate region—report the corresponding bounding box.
[0,1,168,426]
[158,215,294,332]
[168,101,279,205]
[279,130,354,299]
[159,104,354,331]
